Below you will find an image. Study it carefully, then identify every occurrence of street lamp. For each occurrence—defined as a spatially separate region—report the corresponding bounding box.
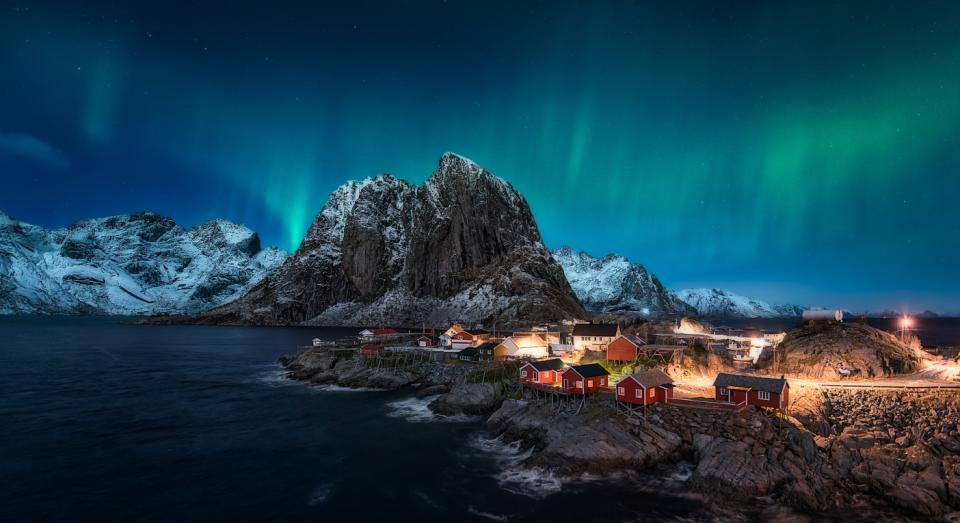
[899,315,913,341]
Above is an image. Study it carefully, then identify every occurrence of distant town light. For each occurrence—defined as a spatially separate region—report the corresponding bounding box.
[899,316,913,329]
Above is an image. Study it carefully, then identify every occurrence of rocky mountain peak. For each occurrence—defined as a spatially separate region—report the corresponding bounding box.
[192,154,585,327]
[551,247,693,316]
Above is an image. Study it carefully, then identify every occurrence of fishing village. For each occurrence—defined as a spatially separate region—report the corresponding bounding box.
[280,312,960,520]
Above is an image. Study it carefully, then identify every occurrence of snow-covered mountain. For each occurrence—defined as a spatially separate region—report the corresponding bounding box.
[551,248,694,316]
[672,288,804,318]
[0,211,286,315]
[188,153,585,327]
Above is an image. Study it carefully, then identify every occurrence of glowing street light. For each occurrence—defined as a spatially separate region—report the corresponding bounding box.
[899,315,913,341]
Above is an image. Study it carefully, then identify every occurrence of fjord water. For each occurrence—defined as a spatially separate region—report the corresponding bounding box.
[0,317,705,522]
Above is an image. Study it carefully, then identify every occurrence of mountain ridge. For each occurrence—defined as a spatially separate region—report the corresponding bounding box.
[182,153,586,327]
[0,211,286,315]
[551,247,695,316]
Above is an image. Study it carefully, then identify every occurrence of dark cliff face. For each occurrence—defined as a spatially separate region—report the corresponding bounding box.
[197,153,585,326]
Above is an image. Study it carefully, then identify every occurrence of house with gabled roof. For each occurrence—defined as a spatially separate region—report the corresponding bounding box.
[571,323,621,352]
[518,358,565,384]
[615,369,674,407]
[713,373,789,410]
[560,363,610,394]
[606,333,647,362]
[494,335,549,360]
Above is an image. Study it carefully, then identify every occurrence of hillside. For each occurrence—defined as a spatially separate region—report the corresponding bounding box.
[758,322,925,379]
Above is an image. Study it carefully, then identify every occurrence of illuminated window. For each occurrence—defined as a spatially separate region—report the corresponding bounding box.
[576,380,584,388]
[618,387,625,396]
[649,388,655,398]
[587,380,593,387]
[758,391,770,401]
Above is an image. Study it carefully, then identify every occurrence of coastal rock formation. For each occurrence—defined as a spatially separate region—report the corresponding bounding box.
[673,288,805,318]
[428,383,506,415]
[191,153,585,326]
[551,247,694,316]
[758,322,924,379]
[487,398,683,474]
[0,211,285,315]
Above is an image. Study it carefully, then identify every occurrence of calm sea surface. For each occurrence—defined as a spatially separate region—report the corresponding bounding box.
[0,317,711,522]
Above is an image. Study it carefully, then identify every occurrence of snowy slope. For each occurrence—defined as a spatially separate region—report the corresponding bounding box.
[551,247,694,316]
[673,288,804,318]
[0,211,286,315]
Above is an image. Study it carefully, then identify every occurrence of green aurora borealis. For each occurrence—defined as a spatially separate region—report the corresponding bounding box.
[1,1,959,311]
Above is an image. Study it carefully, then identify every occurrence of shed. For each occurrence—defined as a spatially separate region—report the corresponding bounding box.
[560,363,610,394]
[616,369,674,406]
[713,373,789,410]
[519,358,565,384]
[606,334,647,362]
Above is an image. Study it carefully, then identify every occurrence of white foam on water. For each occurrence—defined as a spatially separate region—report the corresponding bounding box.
[385,396,481,423]
[467,435,562,499]
[664,462,694,483]
[315,384,387,392]
[254,367,298,388]
[307,483,332,506]
[467,505,509,521]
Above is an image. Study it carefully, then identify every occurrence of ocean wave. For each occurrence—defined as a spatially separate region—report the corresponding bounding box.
[385,396,481,423]
[254,367,298,388]
[467,435,561,499]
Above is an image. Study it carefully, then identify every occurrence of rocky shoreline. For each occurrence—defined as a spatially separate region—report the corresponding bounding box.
[280,348,960,521]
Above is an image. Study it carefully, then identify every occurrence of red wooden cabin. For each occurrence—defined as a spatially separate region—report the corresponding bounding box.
[372,328,398,336]
[518,358,565,384]
[606,334,647,362]
[560,363,610,394]
[360,344,384,357]
[713,373,790,410]
[417,335,437,347]
[615,369,674,406]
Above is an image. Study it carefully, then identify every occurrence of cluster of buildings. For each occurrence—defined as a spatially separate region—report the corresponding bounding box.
[519,357,790,414]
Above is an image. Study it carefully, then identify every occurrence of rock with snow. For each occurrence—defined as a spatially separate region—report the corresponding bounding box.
[0,211,286,315]
[551,247,694,316]
[188,153,586,327]
[673,288,804,318]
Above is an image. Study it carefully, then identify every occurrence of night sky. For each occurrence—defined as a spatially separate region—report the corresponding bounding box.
[1,1,958,312]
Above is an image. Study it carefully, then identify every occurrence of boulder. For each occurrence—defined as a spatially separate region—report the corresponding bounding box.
[429,382,505,415]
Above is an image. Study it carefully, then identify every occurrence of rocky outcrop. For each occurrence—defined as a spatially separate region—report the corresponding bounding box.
[487,398,682,475]
[428,382,506,415]
[189,153,585,327]
[0,211,285,315]
[759,322,925,379]
[551,247,694,316]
